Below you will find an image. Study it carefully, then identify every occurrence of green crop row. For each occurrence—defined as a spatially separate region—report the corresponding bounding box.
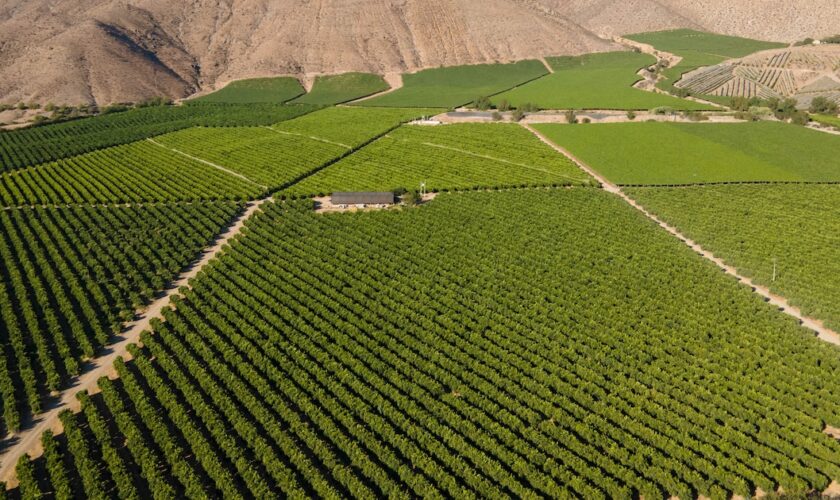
[287,123,592,196]
[0,103,318,172]
[12,190,840,498]
[0,140,262,205]
[0,202,241,432]
[627,184,840,331]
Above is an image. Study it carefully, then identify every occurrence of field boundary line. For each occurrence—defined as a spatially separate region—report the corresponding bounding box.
[522,123,840,347]
[413,140,589,183]
[146,138,268,189]
[618,180,840,189]
[262,126,352,149]
[0,198,271,487]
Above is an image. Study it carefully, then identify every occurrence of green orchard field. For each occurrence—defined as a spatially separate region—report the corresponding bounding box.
[190,77,305,104]
[14,190,840,498]
[292,73,389,104]
[534,121,840,185]
[358,60,548,108]
[0,104,319,172]
[286,123,592,196]
[492,52,713,110]
[0,140,262,205]
[0,202,242,431]
[813,114,840,129]
[627,184,840,332]
[626,29,786,94]
[154,107,440,189]
[271,106,443,148]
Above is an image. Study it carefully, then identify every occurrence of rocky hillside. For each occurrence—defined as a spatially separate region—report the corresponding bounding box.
[1,0,837,106]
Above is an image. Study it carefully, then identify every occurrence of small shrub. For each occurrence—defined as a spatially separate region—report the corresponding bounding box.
[511,109,525,122]
[491,111,502,122]
[626,110,637,121]
[565,109,578,124]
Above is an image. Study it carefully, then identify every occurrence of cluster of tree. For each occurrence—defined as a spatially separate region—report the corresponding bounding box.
[729,96,811,124]
[472,96,540,121]
[0,202,242,431]
[809,96,839,115]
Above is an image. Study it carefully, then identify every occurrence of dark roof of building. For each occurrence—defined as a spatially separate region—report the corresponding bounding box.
[331,192,395,205]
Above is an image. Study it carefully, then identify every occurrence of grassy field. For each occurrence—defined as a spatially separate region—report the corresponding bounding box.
[627,184,840,331]
[492,52,713,110]
[534,121,840,185]
[286,123,591,195]
[813,114,840,128]
[14,189,840,498]
[358,61,548,108]
[190,77,305,104]
[291,73,389,105]
[271,106,443,148]
[626,29,786,93]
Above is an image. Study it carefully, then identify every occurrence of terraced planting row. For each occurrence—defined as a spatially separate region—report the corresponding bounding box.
[0,141,261,205]
[627,184,840,332]
[0,104,318,172]
[0,202,242,434]
[287,124,592,196]
[11,191,840,498]
[535,121,840,185]
[627,29,786,95]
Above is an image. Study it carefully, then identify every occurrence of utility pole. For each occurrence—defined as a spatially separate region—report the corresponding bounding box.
[420,182,426,197]
[772,258,777,282]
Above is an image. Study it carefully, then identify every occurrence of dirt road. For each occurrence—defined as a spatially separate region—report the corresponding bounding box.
[522,123,840,347]
[0,199,270,487]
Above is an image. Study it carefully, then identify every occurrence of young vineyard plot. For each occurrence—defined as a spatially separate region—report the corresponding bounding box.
[534,121,840,185]
[627,184,840,331]
[0,140,262,206]
[0,104,319,172]
[287,123,592,195]
[0,202,242,434]
[271,106,443,149]
[626,29,786,95]
[12,190,840,498]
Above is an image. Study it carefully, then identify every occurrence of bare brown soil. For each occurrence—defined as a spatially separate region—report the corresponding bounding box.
[3,0,839,106]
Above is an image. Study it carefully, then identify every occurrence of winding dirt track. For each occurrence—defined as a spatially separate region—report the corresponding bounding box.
[522,123,840,347]
[0,199,269,487]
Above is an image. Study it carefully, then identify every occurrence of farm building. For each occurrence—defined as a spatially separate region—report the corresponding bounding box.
[331,192,395,206]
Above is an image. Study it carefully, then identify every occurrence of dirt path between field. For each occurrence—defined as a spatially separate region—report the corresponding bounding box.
[522,123,840,349]
[146,138,268,189]
[261,126,352,149]
[347,72,404,104]
[0,199,270,487]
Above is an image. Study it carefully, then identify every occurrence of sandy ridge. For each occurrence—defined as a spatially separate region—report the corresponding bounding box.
[0,199,270,487]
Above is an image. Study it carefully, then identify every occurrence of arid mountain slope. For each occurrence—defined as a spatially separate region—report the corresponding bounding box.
[1,0,838,106]
[0,0,617,106]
